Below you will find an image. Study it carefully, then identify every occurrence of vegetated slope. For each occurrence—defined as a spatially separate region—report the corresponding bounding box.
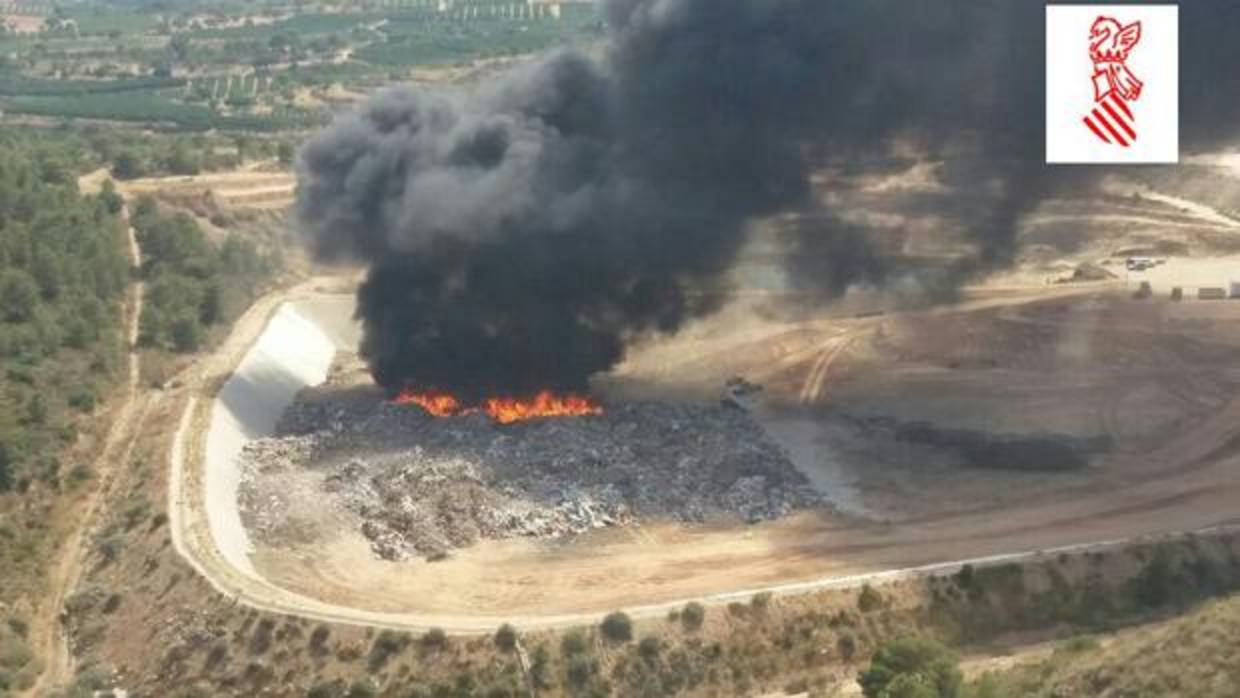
[129,194,283,355]
[0,136,130,501]
[0,132,131,695]
[979,592,1240,697]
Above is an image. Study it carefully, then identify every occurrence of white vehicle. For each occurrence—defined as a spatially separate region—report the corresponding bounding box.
[1126,256,1156,271]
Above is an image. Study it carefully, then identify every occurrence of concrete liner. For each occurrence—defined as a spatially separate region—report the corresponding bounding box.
[204,302,339,579]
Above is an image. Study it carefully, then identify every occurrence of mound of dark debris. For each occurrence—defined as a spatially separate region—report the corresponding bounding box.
[239,394,820,562]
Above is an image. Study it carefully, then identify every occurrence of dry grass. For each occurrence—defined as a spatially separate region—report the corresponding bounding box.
[980,591,1240,697]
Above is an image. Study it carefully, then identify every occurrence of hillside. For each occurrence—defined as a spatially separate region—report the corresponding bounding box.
[976,593,1240,697]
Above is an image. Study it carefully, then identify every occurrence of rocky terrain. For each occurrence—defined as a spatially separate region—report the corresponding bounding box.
[238,392,821,561]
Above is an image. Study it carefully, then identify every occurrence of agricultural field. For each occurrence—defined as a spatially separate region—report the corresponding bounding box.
[0,1,602,133]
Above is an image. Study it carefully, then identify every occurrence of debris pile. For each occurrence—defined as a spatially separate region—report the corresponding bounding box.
[239,394,819,561]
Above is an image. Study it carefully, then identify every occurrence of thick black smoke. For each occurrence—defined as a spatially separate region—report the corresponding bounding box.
[297,0,1240,400]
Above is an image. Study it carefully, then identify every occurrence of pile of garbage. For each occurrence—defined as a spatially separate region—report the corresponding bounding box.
[238,393,820,561]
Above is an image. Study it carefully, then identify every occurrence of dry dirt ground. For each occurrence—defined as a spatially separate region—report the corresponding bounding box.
[165,163,1240,629]
[115,164,295,211]
[23,204,147,697]
[231,281,1240,620]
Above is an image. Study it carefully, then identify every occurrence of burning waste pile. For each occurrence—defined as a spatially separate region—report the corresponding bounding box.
[238,390,820,562]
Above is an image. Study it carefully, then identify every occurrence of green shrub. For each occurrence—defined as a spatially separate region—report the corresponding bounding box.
[638,636,661,663]
[529,644,552,689]
[420,627,448,650]
[67,386,98,413]
[681,602,706,631]
[858,634,961,698]
[560,629,589,656]
[248,618,275,655]
[838,632,858,660]
[68,464,94,486]
[859,584,885,613]
[565,654,597,689]
[308,624,331,655]
[5,618,27,638]
[600,611,633,643]
[368,629,409,669]
[1132,547,1177,608]
[169,311,205,352]
[954,564,976,591]
[493,623,518,652]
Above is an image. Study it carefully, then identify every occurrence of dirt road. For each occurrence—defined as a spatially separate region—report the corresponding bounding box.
[24,206,147,696]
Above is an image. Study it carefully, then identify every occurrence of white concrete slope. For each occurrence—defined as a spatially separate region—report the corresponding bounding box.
[169,294,1240,634]
[204,304,337,579]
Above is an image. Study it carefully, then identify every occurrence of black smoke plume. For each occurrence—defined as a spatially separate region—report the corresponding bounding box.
[297,0,1240,400]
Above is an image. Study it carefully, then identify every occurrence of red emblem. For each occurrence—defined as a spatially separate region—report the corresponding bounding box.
[1083,16,1142,147]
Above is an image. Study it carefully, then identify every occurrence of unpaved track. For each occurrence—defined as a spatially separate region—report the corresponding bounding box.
[24,207,146,696]
[799,333,856,404]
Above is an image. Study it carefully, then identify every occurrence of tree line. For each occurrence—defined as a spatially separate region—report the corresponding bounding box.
[0,134,129,492]
[130,196,277,354]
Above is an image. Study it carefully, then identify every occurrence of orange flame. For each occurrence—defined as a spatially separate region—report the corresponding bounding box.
[393,388,603,424]
[483,391,604,424]
[392,389,466,418]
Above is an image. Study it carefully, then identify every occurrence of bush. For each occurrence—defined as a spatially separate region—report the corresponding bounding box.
[529,644,552,689]
[150,512,169,530]
[0,269,39,323]
[5,618,28,638]
[751,591,773,612]
[954,564,976,591]
[95,534,123,564]
[858,635,961,698]
[169,311,205,352]
[248,618,275,655]
[308,624,331,655]
[638,636,661,662]
[560,629,589,656]
[101,593,123,614]
[67,386,98,413]
[681,602,706,631]
[493,623,518,652]
[1133,547,1177,608]
[838,632,858,660]
[565,654,597,689]
[600,611,633,643]
[859,584,885,613]
[68,463,93,486]
[420,627,448,650]
[368,629,409,669]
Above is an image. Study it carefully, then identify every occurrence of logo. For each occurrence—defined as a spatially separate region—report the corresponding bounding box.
[1084,17,1141,147]
[1046,5,1178,164]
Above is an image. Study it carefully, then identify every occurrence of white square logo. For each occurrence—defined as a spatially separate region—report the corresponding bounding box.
[1046,5,1178,164]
